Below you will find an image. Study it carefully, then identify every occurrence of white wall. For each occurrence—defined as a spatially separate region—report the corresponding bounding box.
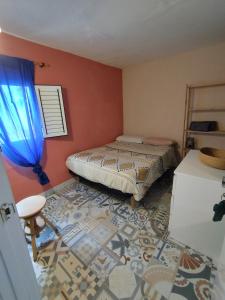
[123,41,225,150]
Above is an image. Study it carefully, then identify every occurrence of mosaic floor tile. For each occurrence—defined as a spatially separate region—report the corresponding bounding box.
[86,205,110,220]
[110,213,127,230]
[143,258,176,299]
[136,206,150,217]
[211,267,225,300]
[105,264,145,299]
[128,210,149,230]
[143,219,161,238]
[100,276,166,300]
[42,193,66,212]
[115,203,134,220]
[61,266,102,300]
[185,246,215,269]
[55,251,84,283]
[94,209,113,223]
[170,271,212,300]
[38,266,64,300]
[95,288,115,300]
[120,233,159,279]
[27,177,217,300]
[42,194,69,228]
[62,190,89,207]
[90,249,118,284]
[153,240,182,272]
[93,193,111,206]
[137,229,160,256]
[58,208,91,232]
[120,223,138,240]
[79,215,101,232]
[136,285,167,300]
[149,207,170,238]
[119,240,151,278]
[99,196,124,213]
[62,224,85,247]
[178,250,212,283]
[91,222,116,245]
[135,208,149,225]
[72,233,101,265]
[26,223,57,250]
[37,238,69,268]
[106,232,130,258]
[58,182,88,199]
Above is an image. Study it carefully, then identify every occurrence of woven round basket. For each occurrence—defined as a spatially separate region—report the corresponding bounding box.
[200,147,225,170]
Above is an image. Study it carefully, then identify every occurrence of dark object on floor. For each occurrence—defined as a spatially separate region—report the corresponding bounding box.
[186,137,195,149]
[190,121,217,132]
[213,200,225,221]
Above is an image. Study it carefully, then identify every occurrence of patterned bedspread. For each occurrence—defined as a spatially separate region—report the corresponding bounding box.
[66,141,176,201]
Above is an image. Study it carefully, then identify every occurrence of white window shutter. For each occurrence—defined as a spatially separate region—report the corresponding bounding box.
[35,85,68,138]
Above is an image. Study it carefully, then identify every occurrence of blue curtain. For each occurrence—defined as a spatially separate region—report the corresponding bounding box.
[0,55,49,185]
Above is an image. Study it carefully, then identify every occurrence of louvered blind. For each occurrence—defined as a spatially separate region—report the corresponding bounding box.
[35,85,68,138]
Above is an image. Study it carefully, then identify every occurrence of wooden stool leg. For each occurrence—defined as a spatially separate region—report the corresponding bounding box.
[40,213,60,236]
[130,196,138,209]
[30,217,38,261]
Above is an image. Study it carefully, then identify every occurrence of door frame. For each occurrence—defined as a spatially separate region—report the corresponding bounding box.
[0,153,40,300]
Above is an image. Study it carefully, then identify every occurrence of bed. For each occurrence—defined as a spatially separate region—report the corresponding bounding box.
[66,141,177,208]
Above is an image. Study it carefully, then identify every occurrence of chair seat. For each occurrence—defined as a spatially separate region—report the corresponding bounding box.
[16,195,46,219]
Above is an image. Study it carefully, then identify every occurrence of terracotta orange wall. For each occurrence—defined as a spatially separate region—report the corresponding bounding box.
[123,41,225,151]
[0,33,123,202]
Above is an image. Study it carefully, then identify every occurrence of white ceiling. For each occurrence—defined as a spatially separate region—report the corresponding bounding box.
[1,0,225,67]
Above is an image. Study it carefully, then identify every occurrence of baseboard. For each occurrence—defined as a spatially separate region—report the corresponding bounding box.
[41,178,77,198]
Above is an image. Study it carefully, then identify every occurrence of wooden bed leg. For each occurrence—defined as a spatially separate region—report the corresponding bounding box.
[130,196,138,209]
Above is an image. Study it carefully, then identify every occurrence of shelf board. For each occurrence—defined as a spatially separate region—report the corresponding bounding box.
[189,108,225,113]
[186,130,225,136]
[189,82,225,89]
[184,147,200,152]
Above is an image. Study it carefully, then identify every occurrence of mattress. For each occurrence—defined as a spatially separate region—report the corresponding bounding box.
[66,141,177,201]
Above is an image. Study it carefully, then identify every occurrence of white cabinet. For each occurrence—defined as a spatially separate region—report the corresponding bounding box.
[169,150,225,264]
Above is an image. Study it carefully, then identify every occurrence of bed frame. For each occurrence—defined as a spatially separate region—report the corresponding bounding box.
[69,170,139,208]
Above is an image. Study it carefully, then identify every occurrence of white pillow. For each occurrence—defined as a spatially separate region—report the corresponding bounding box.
[116,135,143,144]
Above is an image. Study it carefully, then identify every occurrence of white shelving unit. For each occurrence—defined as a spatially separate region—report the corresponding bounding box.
[182,81,225,157]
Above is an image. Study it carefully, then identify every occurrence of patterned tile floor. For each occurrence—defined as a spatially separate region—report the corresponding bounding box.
[27,174,217,300]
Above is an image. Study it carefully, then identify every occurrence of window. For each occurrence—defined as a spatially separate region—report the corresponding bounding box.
[0,85,32,142]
